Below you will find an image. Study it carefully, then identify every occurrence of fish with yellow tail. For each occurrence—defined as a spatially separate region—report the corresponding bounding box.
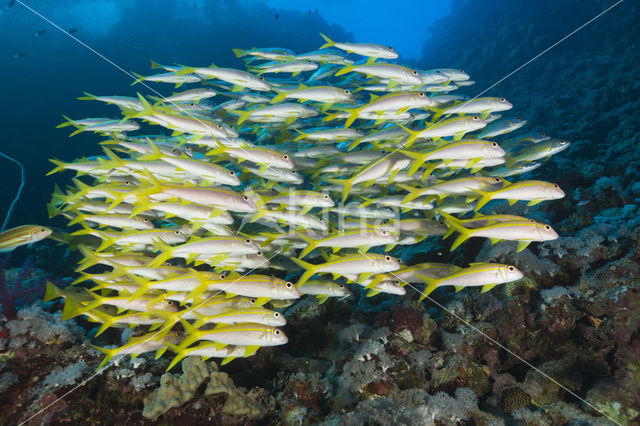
[165,342,254,371]
[440,212,559,252]
[296,229,396,259]
[319,33,398,60]
[417,263,523,299]
[291,253,403,286]
[472,180,565,210]
[172,319,288,355]
[92,331,184,370]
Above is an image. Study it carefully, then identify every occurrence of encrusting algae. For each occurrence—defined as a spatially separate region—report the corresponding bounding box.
[44,33,569,375]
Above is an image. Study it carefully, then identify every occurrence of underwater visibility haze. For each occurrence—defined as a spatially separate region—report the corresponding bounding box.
[0,0,639,424]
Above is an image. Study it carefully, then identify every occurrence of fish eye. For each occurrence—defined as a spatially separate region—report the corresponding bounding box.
[172,148,178,153]
[274,312,280,317]
[494,178,502,183]
[229,171,235,175]
[381,230,389,235]
[282,154,289,160]
[439,220,446,226]
[398,258,403,264]
[559,139,566,144]
[142,218,149,222]
[41,228,46,232]
[344,89,351,94]
[216,124,222,129]
[257,251,263,256]
[291,170,297,174]
[285,281,293,288]
[219,273,226,279]
[517,116,522,120]
[245,238,251,244]
[339,284,344,289]
[552,183,559,188]
[274,329,281,335]
[472,115,479,120]
[508,266,515,271]
[174,230,181,235]
[491,142,498,147]
[387,46,393,50]
[412,70,418,75]
[242,195,249,200]
[418,92,425,97]
[529,218,535,223]
[541,132,547,137]
[544,225,551,230]
[259,76,265,81]
[323,194,329,199]
[500,97,505,102]
[459,69,464,73]
[384,255,391,261]
[250,297,257,303]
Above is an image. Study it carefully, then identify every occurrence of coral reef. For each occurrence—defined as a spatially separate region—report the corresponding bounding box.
[0,0,638,424]
[0,256,54,320]
[143,356,268,420]
[142,356,210,419]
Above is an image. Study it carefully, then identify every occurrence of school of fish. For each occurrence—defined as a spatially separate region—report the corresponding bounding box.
[45,33,569,370]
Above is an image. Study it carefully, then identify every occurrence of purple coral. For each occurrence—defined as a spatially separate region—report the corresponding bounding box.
[0,256,49,320]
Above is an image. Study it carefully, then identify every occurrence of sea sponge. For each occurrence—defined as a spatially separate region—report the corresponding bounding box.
[205,370,267,419]
[142,355,267,420]
[142,356,209,419]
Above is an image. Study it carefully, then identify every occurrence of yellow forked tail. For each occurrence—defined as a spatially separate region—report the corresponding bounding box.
[326,178,355,203]
[92,345,119,370]
[439,212,471,251]
[319,33,335,49]
[296,232,319,259]
[290,257,317,286]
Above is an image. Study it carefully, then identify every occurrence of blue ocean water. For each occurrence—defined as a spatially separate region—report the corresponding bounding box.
[0,0,639,423]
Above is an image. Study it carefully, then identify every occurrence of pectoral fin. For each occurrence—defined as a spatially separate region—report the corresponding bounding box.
[517,241,531,252]
[481,283,497,293]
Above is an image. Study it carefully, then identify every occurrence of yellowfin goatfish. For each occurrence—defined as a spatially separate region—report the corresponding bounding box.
[441,212,558,252]
[292,253,403,286]
[298,280,352,304]
[45,32,572,370]
[320,33,398,59]
[419,263,523,299]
